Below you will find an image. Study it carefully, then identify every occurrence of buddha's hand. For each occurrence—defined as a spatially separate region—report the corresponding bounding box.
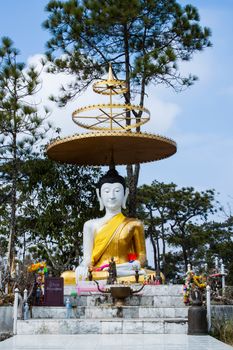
[75,264,88,282]
[88,264,94,271]
[130,260,141,270]
[116,260,141,271]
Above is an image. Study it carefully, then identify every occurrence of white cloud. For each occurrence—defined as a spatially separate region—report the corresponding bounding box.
[26,54,79,137]
[179,49,215,85]
[143,94,181,134]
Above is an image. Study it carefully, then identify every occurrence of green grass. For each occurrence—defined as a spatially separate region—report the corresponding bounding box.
[211,318,233,346]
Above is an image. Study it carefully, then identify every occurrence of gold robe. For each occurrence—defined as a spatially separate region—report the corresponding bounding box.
[91,213,146,268]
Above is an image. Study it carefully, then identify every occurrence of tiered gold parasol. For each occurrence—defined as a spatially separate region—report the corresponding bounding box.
[47,65,176,165]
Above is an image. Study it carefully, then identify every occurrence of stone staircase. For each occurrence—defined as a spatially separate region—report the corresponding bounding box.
[17,285,188,334]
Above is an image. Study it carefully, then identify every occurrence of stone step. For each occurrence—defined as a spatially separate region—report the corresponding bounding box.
[32,306,188,319]
[17,318,188,335]
[73,294,184,308]
[83,306,188,319]
[65,284,184,297]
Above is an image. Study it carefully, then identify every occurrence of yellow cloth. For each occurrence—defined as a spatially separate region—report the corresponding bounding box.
[61,271,76,285]
[91,213,146,268]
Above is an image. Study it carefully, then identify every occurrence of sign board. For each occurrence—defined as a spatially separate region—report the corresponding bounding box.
[44,277,64,306]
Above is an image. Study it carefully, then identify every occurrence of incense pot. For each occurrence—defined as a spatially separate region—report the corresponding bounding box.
[94,280,145,306]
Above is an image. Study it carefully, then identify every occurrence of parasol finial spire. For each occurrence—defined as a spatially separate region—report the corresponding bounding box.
[108,63,114,81]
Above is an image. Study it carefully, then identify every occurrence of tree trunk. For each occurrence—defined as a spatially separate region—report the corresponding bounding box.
[182,245,188,271]
[22,231,26,262]
[7,133,17,275]
[122,23,141,217]
[127,164,140,217]
[161,220,166,274]
[7,81,18,276]
[156,235,160,271]
[149,229,157,271]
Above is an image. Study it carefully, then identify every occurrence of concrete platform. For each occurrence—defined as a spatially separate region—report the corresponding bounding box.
[17,285,188,335]
[30,305,188,319]
[0,334,232,350]
[17,317,188,334]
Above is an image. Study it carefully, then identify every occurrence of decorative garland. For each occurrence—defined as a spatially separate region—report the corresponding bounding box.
[28,261,47,274]
[183,270,207,305]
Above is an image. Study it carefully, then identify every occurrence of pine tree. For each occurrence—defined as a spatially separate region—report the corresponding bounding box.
[19,157,101,274]
[0,37,50,274]
[43,0,212,215]
[138,181,219,276]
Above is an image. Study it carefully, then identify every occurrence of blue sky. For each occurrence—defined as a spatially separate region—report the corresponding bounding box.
[0,1,233,215]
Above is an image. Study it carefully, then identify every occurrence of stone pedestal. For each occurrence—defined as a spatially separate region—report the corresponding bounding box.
[17,285,188,335]
[188,305,207,335]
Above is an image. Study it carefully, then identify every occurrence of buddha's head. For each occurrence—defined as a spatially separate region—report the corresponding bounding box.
[96,169,129,211]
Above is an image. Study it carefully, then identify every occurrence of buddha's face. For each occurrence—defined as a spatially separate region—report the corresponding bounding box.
[100,182,125,211]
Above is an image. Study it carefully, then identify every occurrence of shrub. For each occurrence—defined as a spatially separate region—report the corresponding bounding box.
[211,318,233,346]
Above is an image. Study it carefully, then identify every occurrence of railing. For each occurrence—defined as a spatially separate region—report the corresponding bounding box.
[13,288,19,335]
[13,288,28,335]
[206,285,211,331]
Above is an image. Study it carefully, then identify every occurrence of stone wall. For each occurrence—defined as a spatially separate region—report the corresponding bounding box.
[0,306,13,334]
[211,305,233,322]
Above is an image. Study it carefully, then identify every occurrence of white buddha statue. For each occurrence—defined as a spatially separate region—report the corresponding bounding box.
[75,169,147,283]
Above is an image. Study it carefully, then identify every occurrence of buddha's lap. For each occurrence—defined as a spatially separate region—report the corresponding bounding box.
[75,264,145,281]
[92,268,145,280]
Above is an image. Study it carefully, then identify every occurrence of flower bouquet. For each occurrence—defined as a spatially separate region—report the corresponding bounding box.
[183,270,207,305]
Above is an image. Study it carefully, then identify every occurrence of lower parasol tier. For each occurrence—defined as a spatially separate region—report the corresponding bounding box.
[46,131,177,166]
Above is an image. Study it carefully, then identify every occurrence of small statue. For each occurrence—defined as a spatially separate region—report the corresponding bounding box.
[107,257,117,285]
[36,287,41,305]
[65,298,72,319]
[135,269,139,283]
[155,269,162,285]
[23,302,29,320]
[88,267,93,281]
